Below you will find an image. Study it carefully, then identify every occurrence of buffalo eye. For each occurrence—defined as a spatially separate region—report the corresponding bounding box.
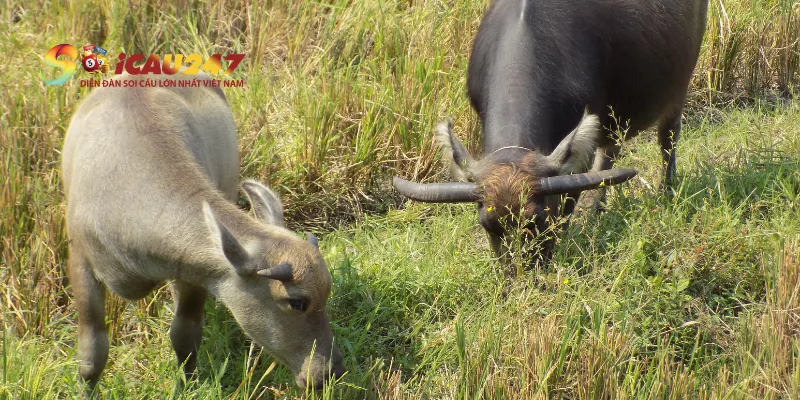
[288,298,308,312]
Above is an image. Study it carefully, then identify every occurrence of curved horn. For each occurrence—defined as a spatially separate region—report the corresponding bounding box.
[306,231,319,248]
[393,177,481,203]
[538,168,638,196]
[256,261,294,282]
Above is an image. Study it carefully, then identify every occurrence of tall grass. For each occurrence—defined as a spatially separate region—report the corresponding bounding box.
[2,0,800,398]
[697,0,800,105]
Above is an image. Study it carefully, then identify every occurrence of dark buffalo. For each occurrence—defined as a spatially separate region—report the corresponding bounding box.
[394,0,709,270]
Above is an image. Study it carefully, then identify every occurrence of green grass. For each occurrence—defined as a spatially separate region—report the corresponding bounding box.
[2,0,800,398]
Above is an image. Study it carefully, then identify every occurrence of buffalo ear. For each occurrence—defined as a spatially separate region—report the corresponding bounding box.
[242,180,285,227]
[434,119,475,181]
[202,201,253,276]
[546,111,601,174]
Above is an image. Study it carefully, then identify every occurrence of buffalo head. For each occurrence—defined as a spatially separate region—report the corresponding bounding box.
[394,113,637,272]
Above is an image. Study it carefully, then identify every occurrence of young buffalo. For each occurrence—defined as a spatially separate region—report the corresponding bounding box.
[63,73,344,391]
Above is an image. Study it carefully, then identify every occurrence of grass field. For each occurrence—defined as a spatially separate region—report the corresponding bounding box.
[2,0,800,398]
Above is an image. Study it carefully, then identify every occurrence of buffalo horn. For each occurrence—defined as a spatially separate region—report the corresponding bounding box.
[538,168,638,195]
[306,232,319,248]
[393,177,480,203]
[256,261,294,282]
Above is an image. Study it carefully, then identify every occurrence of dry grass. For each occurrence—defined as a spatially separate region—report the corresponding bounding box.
[696,0,800,105]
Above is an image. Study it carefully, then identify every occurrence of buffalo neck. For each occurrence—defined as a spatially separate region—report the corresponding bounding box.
[472,0,595,158]
[478,18,578,155]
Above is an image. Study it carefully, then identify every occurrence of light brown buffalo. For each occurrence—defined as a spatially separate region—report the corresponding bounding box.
[62,73,344,391]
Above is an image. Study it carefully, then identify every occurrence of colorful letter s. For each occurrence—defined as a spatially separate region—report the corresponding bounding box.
[41,44,78,86]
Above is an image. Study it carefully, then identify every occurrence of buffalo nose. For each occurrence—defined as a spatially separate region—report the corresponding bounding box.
[295,376,307,388]
[328,350,346,380]
[332,360,346,379]
[297,356,346,389]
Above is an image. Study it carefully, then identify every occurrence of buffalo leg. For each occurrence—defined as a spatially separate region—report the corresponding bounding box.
[169,280,207,380]
[70,247,109,393]
[658,112,682,190]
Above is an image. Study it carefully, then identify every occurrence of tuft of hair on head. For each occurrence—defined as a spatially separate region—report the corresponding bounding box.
[480,162,540,217]
[434,118,473,181]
